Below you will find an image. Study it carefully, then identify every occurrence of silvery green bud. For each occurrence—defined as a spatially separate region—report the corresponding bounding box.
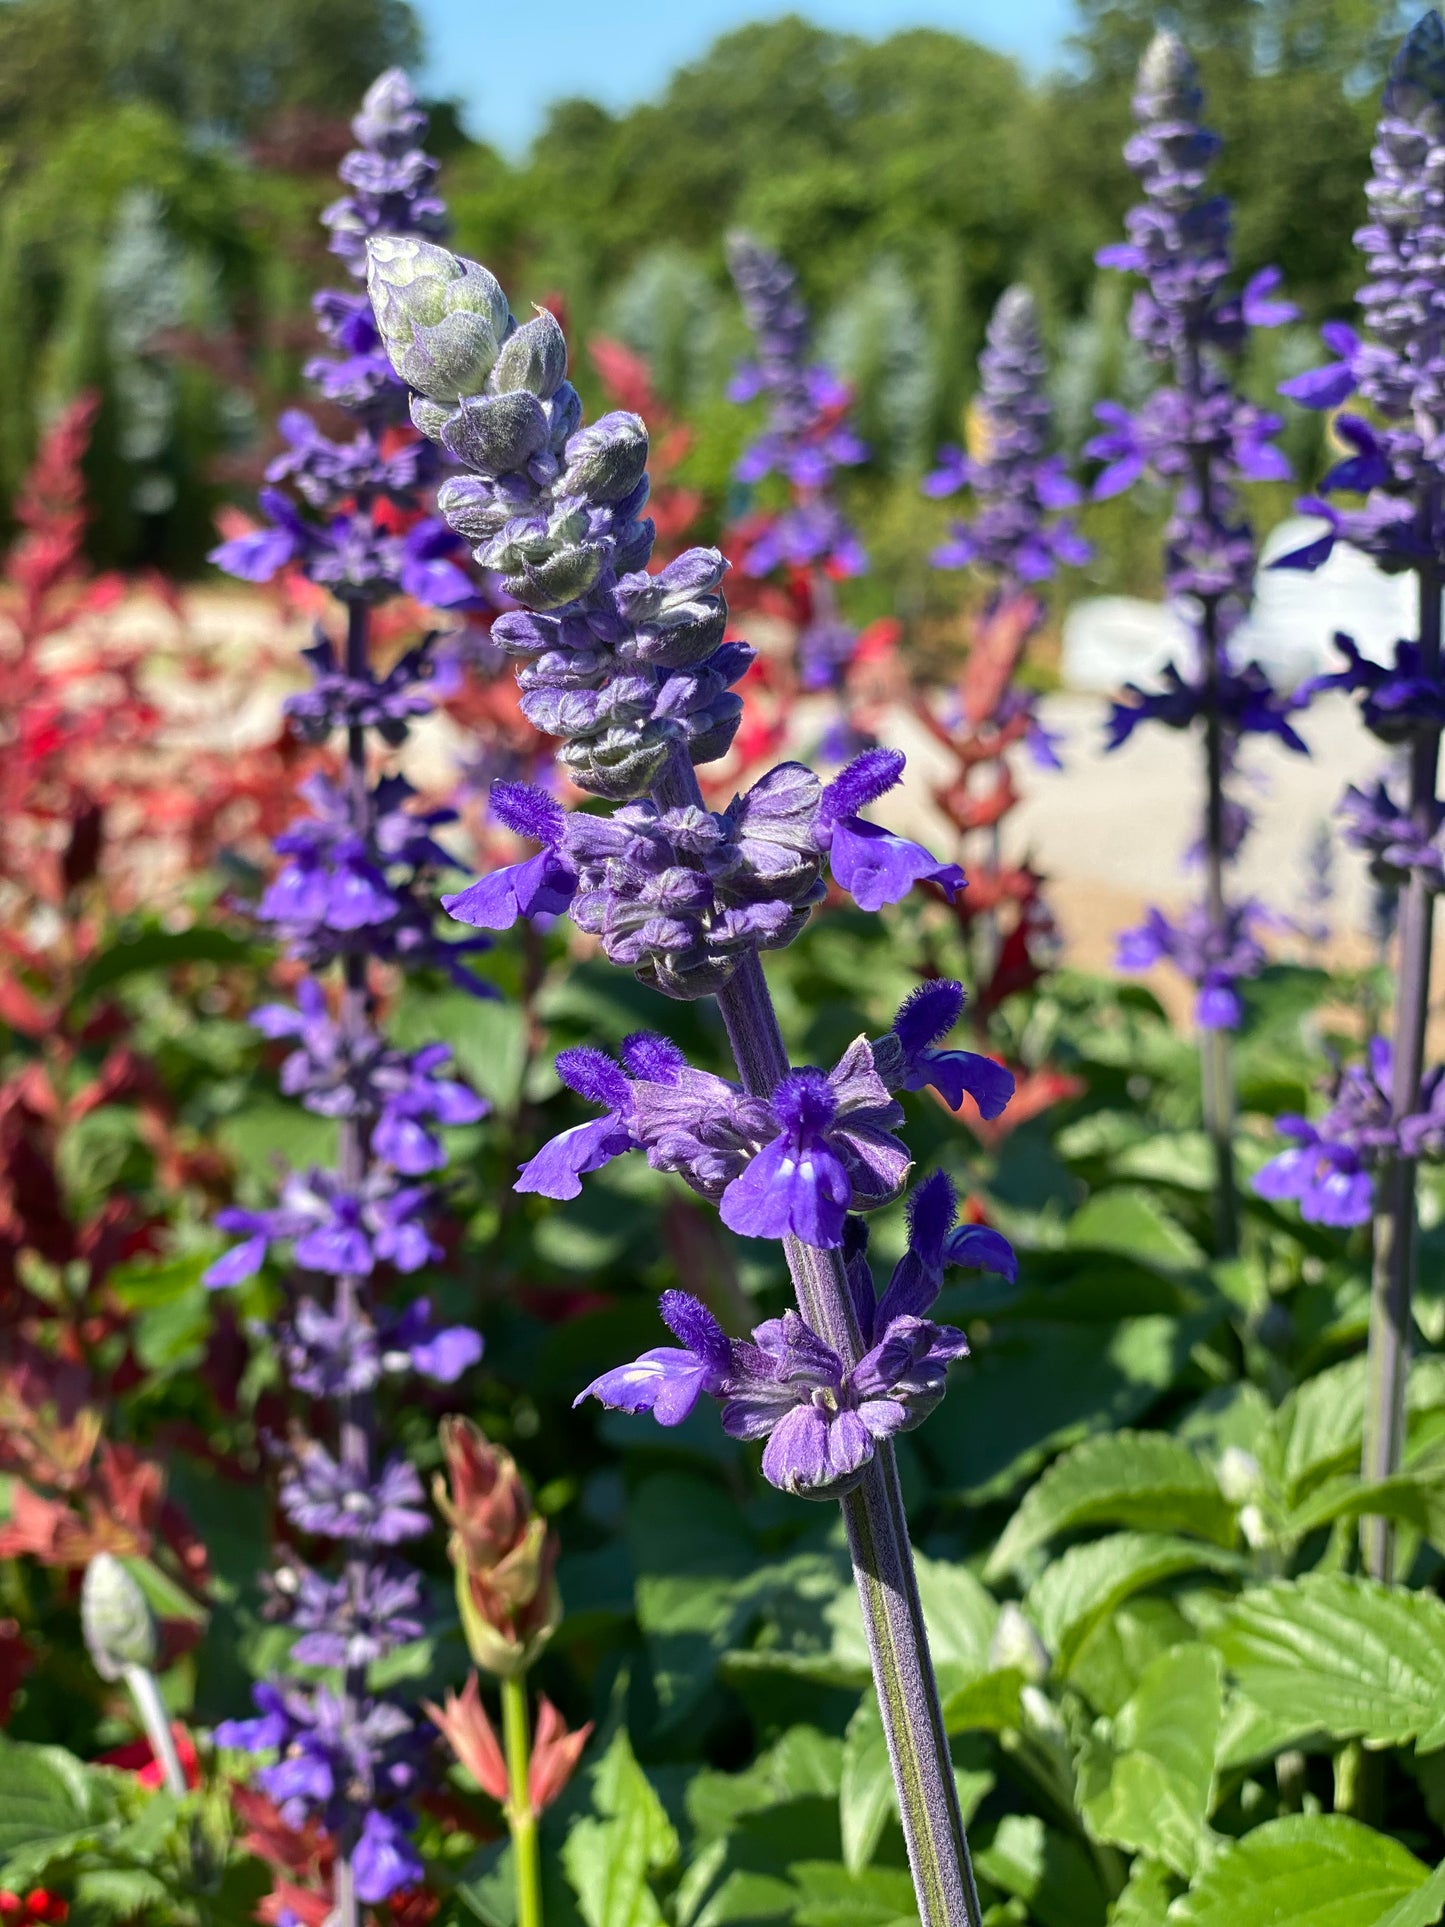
[1214,1445,1261,1506]
[82,1552,157,1681]
[437,474,511,544]
[507,543,606,611]
[441,391,550,475]
[492,309,568,400]
[366,236,512,404]
[560,720,675,799]
[561,413,650,504]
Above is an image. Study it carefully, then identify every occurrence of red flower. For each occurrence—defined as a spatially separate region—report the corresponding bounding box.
[98,1721,200,1790]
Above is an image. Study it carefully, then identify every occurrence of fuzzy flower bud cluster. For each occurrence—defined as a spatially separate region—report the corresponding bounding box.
[367,238,745,801]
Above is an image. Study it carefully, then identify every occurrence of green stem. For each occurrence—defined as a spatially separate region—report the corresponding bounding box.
[502,1675,542,1927]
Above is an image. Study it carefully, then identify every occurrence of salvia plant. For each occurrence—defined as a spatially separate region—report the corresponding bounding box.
[1255,8,1445,1580]
[724,233,873,762]
[364,226,1022,1925]
[920,283,1088,982]
[200,72,490,1923]
[1090,30,1304,1255]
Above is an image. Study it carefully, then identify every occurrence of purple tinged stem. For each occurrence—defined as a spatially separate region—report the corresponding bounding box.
[1363,555,1442,1580]
[652,747,982,1926]
[335,598,375,1927]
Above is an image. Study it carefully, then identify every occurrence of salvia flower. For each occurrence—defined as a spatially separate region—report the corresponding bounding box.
[1274,13,1445,575]
[1254,1039,1445,1225]
[924,286,1090,590]
[1116,900,1268,1030]
[578,1174,1011,1498]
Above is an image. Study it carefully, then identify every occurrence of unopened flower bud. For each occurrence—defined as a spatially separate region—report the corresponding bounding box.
[436,1419,562,1679]
[1215,1445,1262,1506]
[492,310,569,401]
[366,236,511,404]
[81,1553,157,1681]
[989,1602,1049,1683]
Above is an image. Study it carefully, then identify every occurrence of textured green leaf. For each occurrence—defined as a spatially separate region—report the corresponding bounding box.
[1065,1188,1206,1267]
[988,1432,1234,1579]
[1280,1469,1445,1546]
[1374,1860,1445,1927]
[913,1553,998,1672]
[0,1737,114,1862]
[562,1729,679,1927]
[789,1860,917,1927]
[1078,1647,1222,1878]
[1273,1357,1445,1503]
[628,1474,756,1728]
[975,1813,1109,1927]
[941,1667,1025,1734]
[1026,1533,1245,1674]
[1166,1815,1429,1927]
[1212,1574,1445,1753]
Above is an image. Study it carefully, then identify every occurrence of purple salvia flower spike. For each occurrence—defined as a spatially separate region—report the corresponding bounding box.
[1094,29,1300,1254]
[203,72,494,1924]
[369,234,1003,1925]
[1256,16,1445,1584]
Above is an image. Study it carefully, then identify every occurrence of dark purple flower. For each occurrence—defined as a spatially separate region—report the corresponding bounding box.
[1299,634,1445,743]
[574,1289,733,1425]
[815,749,967,911]
[1116,900,1267,1030]
[879,980,1016,1119]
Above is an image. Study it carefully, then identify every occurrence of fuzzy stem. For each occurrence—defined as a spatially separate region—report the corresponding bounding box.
[501,1676,543,1927]
[333,599,375,1927]
[1199,596,1239,1257]
[653,747,982,1927]
[122,1663,186,1797]
[1362,561,1441,1579]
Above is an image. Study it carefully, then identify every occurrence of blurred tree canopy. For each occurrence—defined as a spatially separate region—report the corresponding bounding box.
[0,0,420,141]
[0,0,1416,572]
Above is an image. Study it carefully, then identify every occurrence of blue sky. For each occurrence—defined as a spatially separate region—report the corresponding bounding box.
[416,0,1076,155]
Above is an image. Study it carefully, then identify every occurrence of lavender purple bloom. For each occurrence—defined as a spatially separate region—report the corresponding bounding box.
[1092,31,1297,1251]
[205,73,488,1924]
[577,1173,1011,1499]
[369,232,1004,1923]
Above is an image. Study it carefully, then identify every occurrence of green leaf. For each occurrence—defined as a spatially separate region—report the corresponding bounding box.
[788,1860,919,1927]
[627,1473,757,1728]
[1271,1355,1445,1504]
[1078,1647,1222,1878]
[839,1699,890,1876]
[75,923,253,1000]
[974,1813,1108,1927]
[0,1736,114,1863]
[1108,1860,1175,1927]
[1278,1470,1445,1546]
[1211,1574,1445,1753]
[562,1728,679,1927]
[941,1668,1025,1735]
[927,1316,1200,1502]
[389,990,527,1112]
[1165,1815,1430,1927]
[1026,1533,1245,1675]
[1065,1188,1206,1268]
[1374,1860,1445,1927]
[987,1432,1235,1579]
[913,1553,998,1673]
